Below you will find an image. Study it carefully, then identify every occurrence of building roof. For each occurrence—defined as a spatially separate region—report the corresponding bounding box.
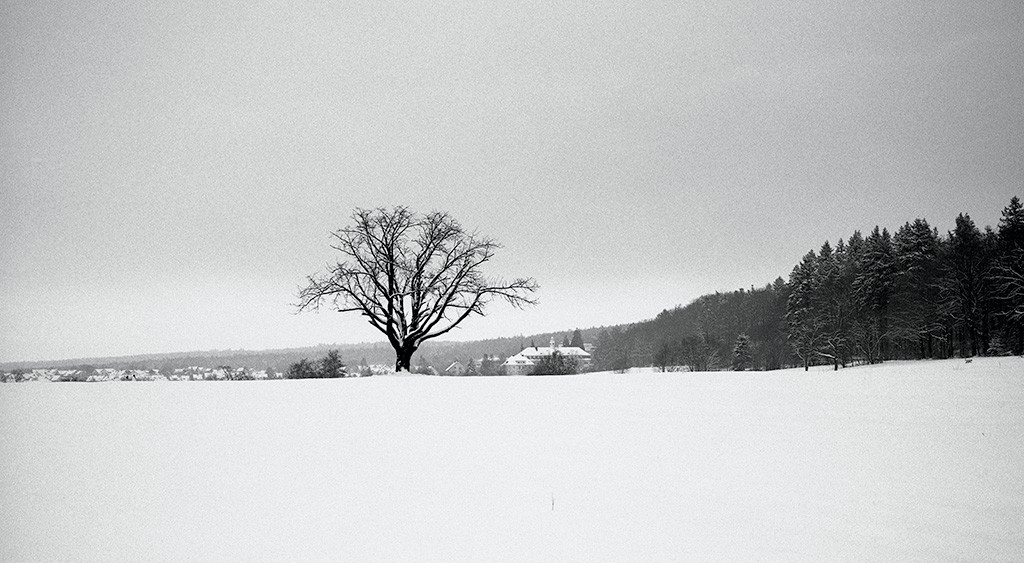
[517,346,592,358]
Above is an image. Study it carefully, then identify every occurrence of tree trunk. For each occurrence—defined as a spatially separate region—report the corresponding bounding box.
[879,315,888,361]
[981,311,990,356]
[395,346,416,373]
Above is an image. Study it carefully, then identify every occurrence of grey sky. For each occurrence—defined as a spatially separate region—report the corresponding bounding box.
[2,0,1022,362]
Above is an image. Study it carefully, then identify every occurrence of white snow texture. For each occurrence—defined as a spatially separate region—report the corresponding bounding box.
[2,357,1022,561]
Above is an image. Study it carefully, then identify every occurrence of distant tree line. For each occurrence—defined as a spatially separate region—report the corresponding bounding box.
[0,330,607,376]
[593,278,791,372]
[592,196,1024,372]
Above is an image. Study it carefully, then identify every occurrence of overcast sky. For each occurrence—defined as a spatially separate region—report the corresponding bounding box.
[2,1,1022,362]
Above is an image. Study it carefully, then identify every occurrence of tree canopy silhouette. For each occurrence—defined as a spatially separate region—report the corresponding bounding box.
[298,207,538,371]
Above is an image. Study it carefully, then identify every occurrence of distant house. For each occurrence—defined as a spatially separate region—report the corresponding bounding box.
[444,360,467,376]
[501,355,536,376]
[500,337,592,375]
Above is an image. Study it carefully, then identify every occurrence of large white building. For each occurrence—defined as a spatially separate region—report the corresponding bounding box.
[500,337,592,375]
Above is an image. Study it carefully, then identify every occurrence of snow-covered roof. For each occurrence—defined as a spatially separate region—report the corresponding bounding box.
[501,357,535,366]
[517,346,591,358]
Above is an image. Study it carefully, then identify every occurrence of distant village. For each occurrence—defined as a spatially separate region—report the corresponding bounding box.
[1,337,594,382]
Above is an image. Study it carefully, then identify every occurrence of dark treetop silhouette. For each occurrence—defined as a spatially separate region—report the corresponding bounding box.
[298,207,538,371]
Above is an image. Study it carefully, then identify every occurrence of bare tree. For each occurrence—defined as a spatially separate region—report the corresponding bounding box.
[994,250,1024,316]
[298,207,538,372]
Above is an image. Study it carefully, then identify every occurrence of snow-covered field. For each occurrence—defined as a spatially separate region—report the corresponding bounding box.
[2,357,1023,561]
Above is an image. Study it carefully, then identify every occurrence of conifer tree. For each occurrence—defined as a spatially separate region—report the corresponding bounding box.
[286,358,317,379]
[593,327,629,372]
[999,196,1024,250]
[570,328,584,349]
[815,240,850,370]
[732,334,752,371]
[891,219,942,358]
[786,251,821,370]
[939,214,990,357]
[318,349,346,378]
[847,227,894,362]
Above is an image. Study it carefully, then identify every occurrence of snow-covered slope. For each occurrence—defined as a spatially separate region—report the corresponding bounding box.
[2,358,1022,561]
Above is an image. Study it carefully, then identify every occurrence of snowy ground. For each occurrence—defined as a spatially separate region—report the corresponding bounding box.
[2,357,1023,561]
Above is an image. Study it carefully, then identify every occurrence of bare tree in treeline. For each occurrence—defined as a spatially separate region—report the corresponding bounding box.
[298,207,538,372]
[992,196,1024,351]
[994,250,1024,320]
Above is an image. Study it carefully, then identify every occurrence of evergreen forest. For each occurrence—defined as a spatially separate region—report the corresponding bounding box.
[591,196,1024,371]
